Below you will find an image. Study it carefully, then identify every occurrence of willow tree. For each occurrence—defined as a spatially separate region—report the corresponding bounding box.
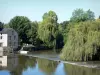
[60,20,100,61]
[38,11,58,48]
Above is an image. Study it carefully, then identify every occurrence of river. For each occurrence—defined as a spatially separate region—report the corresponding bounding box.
[0,52,100,75]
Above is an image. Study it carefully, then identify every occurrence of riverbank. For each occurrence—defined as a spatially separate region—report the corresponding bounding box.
[23,53,100,69]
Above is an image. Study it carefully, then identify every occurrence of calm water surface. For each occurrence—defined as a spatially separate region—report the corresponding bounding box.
[0,54,100,75]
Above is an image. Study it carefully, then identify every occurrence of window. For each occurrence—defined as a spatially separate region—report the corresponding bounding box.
[0,43,2,47]
[0,36,2,39]
[14,36,16,40]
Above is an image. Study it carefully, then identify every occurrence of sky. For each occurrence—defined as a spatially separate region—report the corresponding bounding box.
[0,0,100,23]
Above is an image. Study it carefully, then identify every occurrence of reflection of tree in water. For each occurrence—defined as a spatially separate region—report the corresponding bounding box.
[64,63,100,75]
[10,55,36,75]
[25,57,36,68]
[37,58,59,75]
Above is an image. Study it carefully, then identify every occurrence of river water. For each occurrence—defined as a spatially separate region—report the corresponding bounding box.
[0,54,100,75]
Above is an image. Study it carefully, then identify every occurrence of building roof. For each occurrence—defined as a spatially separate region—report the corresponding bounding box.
[0,28,14,34]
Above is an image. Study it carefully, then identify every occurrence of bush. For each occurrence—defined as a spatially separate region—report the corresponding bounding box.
[60,20,100,61]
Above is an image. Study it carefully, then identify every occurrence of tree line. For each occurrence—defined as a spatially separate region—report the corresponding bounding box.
[1,8,100,61]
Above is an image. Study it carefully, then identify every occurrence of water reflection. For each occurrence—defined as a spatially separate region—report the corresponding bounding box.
[0,52,36,75]
[64,63,100,75]
[0,53,19,75]
[25,57,36,68]
[0,52,100,75]
[0,56,7,67]
[10,55,36,75]
[37,58,59,75]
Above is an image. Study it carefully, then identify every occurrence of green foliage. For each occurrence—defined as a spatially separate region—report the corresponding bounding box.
[5,9,96,52]
[4,23,10,28]
[60,20,100,61]
[86,9,95,20]
[42,10,58,22]
[9,16,31,44]
[70,9,95,23]
[27,21,42,46]
[38,11,58,48]
[59,21,69,44]
[99,16,100,19]
[56,31,64,49]
[0,22,4,30]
